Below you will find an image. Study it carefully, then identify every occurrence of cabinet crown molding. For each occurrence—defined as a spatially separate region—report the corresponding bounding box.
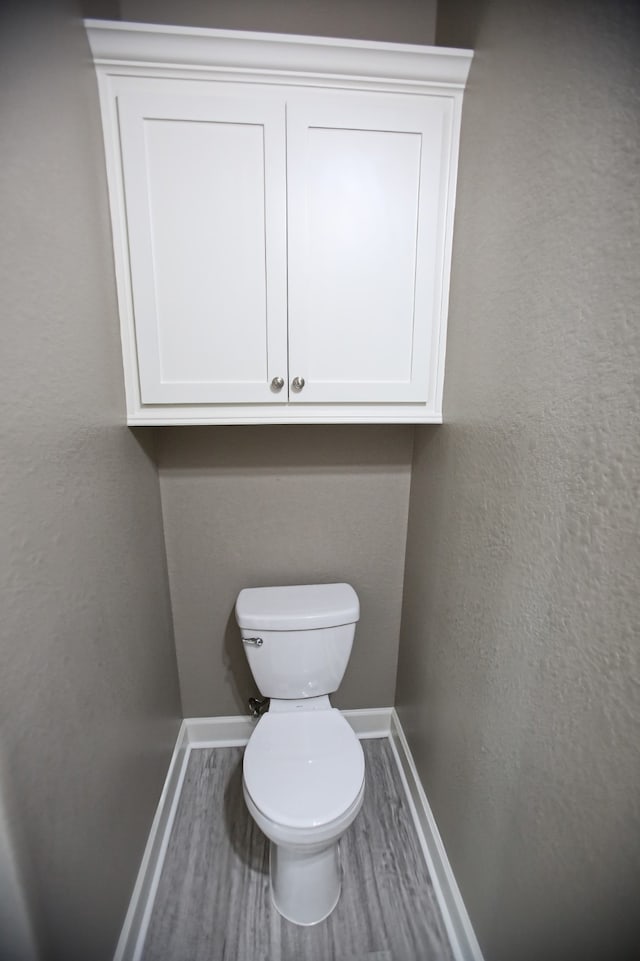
[84,19,472,88]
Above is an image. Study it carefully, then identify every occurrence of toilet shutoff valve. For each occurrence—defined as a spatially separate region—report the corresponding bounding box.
[248,696,270,718]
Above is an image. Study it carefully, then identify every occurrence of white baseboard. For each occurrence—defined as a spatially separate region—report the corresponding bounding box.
[113,721,191,961]
[114,708,482,961]
[183,706,393,747]
[184,713,255,747]
[342,706,393,738]
[389,709,484,961]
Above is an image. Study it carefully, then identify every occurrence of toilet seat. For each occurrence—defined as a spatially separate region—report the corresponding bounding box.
[243,709,365,829]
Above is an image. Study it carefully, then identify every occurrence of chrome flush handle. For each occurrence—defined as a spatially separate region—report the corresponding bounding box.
[242,636,264,647]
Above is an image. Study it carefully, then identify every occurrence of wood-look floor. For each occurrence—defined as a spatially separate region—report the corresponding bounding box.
[141,738,455,961]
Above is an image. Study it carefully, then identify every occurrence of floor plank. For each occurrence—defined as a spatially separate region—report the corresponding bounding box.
[142,738,454,961]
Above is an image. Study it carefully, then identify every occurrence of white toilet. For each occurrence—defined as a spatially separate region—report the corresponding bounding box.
[235,582,365,926]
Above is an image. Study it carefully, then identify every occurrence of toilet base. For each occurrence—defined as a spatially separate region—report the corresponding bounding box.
[270,839,341,926]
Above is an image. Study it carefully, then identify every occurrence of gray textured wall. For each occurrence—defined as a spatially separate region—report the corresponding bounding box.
[0,2,181,958]
[396,2,640,960]
[157,427,412,716]
[118,0,437,44]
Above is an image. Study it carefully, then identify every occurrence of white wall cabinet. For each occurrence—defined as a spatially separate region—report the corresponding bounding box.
[86,21,472,424]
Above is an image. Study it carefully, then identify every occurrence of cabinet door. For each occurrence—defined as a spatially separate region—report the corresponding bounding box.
[287,90,451,405]
[118,89,288,404]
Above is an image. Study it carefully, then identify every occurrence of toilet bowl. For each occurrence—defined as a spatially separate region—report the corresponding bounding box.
[243,703,364,924]
[236,583,364,925]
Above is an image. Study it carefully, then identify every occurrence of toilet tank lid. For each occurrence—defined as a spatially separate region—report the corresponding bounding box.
[235,583,359,631]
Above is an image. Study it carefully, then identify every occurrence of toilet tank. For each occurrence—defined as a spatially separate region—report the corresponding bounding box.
[235,583,359,700]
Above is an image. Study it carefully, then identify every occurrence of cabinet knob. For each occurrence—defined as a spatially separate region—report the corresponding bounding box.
[270,376,285,392]
[291,376,305,392]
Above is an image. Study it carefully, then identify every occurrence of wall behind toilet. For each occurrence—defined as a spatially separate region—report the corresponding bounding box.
[106,0,436,718]
[157,427,413,716]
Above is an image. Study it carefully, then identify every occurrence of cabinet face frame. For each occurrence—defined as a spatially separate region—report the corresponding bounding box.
[86,21,472,424]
